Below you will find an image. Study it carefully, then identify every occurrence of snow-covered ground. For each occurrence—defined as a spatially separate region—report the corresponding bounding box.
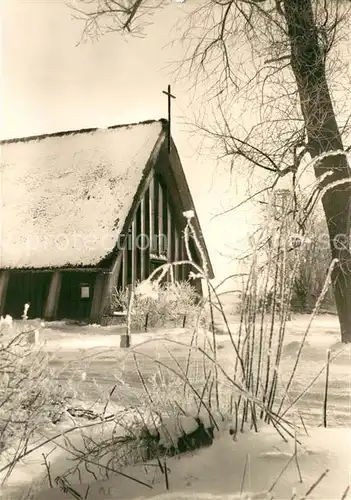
[40,314,350,427]
[1,314,350,500]
[2,423,350,500]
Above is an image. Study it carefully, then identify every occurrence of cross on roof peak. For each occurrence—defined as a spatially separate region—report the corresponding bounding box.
[162,84,176,154]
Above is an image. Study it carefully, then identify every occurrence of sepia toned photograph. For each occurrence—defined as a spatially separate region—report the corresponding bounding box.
[0,1,350,499]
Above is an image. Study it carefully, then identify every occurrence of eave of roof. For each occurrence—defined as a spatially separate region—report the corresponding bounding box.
[0,118,168,145]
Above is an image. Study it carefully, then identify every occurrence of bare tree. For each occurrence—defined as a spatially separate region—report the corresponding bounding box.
[72,0,351,342]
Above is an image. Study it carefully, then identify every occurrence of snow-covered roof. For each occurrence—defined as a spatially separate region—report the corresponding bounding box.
[0,120,165,268]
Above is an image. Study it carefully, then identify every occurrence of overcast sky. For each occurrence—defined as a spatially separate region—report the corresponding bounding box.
[2,1,348,286]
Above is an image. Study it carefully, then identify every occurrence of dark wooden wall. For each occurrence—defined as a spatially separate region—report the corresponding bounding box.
[4,271,52,319]
[56,272,97,320]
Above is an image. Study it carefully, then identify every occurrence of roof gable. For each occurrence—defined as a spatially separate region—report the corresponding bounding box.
[0,120,165,268]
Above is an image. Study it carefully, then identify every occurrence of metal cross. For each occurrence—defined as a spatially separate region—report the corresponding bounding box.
[162,84,176,154]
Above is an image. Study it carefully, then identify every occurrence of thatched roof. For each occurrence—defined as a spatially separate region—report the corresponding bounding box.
[0,120,165,268]
[0,119,214,277]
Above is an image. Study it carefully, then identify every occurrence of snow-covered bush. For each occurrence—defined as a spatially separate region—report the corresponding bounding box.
[228,186,341,432]
[0,315,75,462]
[48,361,218,486]
[110,280,204,330]
[245,191,335,315]
[288,216,335,313]
[115,409,214,463]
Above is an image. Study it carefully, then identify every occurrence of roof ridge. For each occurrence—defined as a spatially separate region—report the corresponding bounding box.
[0,118,168,145]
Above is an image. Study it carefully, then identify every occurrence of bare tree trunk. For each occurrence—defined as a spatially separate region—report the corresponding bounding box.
[284,0,351,342]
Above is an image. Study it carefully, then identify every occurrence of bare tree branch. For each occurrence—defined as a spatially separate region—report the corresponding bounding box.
[71,0,351,340]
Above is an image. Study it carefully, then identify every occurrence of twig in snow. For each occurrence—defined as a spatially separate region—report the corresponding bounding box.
[302,469,329,498]
[323,349,331,428]
[340,485,350,500]
[268,452,296,493]
[294,432,303,484]
[55,476,84,500]
[164,458,169,490]
[156,456,164,474]
[240,454,249,494]
[51,433,154,490]
[277,259,338,415]
[42,450,56,489]
[280,347,346,420]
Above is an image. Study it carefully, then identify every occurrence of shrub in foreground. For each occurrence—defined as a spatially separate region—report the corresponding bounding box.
[0,318,75,462]
[110,280,205,330]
